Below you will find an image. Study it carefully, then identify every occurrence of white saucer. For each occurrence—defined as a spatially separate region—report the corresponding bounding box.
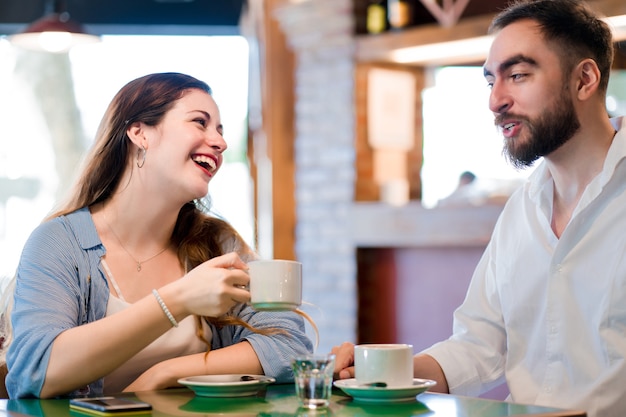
[178,374,275,397]
[333,378,437,403]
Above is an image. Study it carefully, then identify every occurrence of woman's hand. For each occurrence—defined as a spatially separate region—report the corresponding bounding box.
[169,252,251,318]
[331,342,356,380]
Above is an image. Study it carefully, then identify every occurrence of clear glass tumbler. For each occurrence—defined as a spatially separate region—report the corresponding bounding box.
[291,354,336,409]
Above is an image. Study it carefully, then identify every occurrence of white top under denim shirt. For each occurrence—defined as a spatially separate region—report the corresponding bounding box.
[6,207,313,398]
[424,117,626,417]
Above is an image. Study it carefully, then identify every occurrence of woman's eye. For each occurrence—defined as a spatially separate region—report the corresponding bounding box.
[194,118,207,127]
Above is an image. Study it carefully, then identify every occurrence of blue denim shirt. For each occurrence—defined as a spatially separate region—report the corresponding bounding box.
[6,207,313,398]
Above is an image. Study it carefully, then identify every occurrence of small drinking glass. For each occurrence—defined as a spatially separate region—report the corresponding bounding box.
[291,353,336,409]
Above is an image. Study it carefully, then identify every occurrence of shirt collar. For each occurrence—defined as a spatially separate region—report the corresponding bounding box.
[61,206,103,251]
[527,116,626,207]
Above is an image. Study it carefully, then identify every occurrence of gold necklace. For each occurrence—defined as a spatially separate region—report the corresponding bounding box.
[102,212,169,272]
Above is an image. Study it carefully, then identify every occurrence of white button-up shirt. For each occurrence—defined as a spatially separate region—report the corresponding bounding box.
[425,117,626,417]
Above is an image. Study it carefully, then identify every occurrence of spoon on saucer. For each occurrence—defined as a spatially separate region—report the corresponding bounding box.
[359,382,387,388]
[240,375,261,382]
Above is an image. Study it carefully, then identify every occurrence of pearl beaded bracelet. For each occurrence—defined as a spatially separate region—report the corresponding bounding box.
[152,289,179,328]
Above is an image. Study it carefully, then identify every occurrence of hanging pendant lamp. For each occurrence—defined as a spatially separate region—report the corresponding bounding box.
[9,0,100,53]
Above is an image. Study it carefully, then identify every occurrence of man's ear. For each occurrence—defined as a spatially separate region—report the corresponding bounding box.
[575,58,601,101]
[126,121,149,150]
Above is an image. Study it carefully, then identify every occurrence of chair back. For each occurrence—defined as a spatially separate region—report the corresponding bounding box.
[0,361,7,398]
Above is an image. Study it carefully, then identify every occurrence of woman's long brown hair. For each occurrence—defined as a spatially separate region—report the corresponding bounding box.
[175,201,285,352]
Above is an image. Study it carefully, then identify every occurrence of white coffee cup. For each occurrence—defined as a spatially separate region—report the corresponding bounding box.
[248,259,302,311]
[354,344,414,388]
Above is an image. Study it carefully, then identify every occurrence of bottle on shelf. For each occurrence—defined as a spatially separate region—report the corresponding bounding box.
[387,0,413,30]
[366,0,388,34]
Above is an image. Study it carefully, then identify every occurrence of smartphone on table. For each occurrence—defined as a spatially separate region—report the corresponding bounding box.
[69,396,152,416]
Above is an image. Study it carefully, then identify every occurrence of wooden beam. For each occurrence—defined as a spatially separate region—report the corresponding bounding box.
[251,0,296,260]
[418,0,471,27]
[266,0,296,261]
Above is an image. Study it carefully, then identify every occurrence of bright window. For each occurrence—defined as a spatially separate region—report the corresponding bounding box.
[421,66,626,208]
[0,35,252,279]
[421,66,534,208]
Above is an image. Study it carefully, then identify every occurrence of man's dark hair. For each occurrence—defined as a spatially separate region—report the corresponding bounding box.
[489,0,614,92]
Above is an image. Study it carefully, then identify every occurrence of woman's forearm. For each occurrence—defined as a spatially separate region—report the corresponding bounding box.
[123,341,261,392]
[40,293,174,398]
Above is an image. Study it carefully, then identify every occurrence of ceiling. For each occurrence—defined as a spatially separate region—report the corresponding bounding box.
[1,0,621,40]
[0,0,247,37]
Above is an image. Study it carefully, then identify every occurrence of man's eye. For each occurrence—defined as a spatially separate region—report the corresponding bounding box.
[511,73,526,81]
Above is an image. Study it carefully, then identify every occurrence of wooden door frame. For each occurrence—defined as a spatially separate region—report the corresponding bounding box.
[248,0,296,260]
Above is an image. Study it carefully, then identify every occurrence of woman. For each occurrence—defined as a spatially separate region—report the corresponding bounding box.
[3,72,313,398]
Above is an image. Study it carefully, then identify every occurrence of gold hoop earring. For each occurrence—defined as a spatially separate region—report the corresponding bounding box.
[136,147,146,168]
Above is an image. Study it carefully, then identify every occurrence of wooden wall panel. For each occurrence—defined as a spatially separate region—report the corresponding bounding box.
[354,63,425,202]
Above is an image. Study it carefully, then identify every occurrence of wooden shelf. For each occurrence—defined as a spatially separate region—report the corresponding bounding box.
[355,13,495,66]
[349,202,503,248]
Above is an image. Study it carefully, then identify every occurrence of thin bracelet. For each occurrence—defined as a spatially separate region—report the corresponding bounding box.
[152,289,179,328]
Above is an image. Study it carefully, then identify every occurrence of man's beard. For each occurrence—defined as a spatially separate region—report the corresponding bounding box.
[499,89,580,169]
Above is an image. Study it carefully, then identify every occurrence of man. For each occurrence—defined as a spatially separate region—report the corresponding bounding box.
[436,171,479,207]
[333,1,625,416]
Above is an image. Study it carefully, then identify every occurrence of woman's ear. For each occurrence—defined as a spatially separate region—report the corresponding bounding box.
[575,58,601,101]
[126,121,149,150]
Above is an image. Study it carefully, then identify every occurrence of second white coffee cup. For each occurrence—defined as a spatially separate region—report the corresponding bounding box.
[354,343,414,388]
[248,259,302,311]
